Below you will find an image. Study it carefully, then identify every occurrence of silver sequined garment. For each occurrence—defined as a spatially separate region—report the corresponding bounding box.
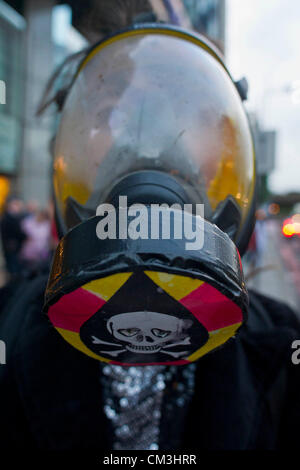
[101,363,196,450]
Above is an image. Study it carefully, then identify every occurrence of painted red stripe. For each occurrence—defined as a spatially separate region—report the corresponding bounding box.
[180,282,243,331]
[48,287,105,332]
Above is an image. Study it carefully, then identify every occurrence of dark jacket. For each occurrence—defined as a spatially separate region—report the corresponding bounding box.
[0,274,299,450]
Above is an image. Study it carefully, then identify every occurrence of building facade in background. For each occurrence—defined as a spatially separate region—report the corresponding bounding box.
[0,1,25,209]
[0,0,86,209]
[152,0,225,52]
[248,113,276,202]
[182,0,225,52]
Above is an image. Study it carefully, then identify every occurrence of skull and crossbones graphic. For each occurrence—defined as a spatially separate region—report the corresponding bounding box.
[90,311,193,358]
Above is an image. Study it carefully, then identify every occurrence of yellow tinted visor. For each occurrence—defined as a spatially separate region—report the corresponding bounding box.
[53,27,255,234]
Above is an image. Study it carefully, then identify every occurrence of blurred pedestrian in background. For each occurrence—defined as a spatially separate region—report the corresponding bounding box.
[244,228,257,270]
[0,197,26,277]
[244,208,267,273]
[24,199,39,218]
[254,209,267,268]
[20,208,52,272]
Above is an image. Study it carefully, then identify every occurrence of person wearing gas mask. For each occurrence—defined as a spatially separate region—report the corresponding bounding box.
[0,11,300,452]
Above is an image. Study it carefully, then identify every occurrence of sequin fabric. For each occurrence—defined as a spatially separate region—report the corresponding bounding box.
[101,363,196,450]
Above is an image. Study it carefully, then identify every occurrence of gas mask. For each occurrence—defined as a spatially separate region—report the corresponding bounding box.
[44,24,256,366]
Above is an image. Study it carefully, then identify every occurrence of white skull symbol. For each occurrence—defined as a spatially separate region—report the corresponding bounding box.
[107,311,192,354]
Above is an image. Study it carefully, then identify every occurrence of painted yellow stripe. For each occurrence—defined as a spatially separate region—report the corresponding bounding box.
[82,272,132,301]
[187,322,242,362]
[56,327,111,363]
[78,28,227,74]
[145,271,204,301]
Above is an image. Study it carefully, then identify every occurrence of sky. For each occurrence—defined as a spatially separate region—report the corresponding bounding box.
[226,0,300,194]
